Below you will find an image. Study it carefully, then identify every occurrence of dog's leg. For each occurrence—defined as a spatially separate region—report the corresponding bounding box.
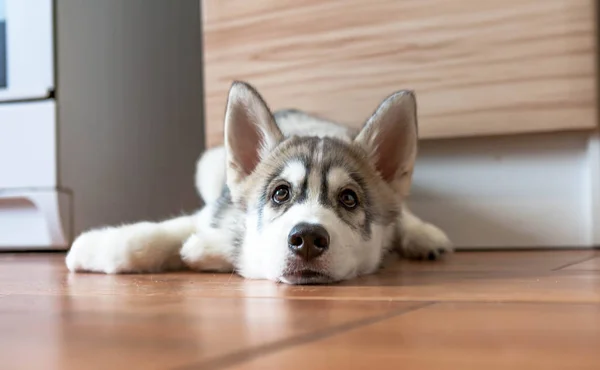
[66,215,196,274]
[179,193,241,273]
[397,205,453,260]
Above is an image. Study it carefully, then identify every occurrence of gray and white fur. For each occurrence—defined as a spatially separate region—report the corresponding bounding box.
[66,82,452,284]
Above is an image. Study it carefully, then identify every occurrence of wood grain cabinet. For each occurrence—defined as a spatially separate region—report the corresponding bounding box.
[202,0,597,147]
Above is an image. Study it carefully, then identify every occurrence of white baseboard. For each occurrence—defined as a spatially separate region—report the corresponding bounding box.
[408,131,600,249]
[585,132,600,246]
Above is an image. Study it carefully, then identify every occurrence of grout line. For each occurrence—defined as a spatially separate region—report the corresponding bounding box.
[455,247,600,252]
[208,297,600,305]
[172,302,435,370]
[2,290,600,305]
[552,255,598,271]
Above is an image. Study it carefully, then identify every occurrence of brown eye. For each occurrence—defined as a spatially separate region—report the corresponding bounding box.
[339,189,358,209]
[272,185,291,204]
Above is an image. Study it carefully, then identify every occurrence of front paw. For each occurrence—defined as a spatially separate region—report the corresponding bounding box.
[66,223,172,273]
[180,233,235,272]
[400,222,453,261]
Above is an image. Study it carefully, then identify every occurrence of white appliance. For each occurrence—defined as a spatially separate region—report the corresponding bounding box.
[0,0,61,248]
[0,1,205,250]
[0,0,53,102]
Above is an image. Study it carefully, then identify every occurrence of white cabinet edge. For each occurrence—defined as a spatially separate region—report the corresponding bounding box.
[0,100,57,188]
[0,189,71,249]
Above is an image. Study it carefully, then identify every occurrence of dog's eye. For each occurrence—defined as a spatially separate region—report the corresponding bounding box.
[339,189,358,209]
[272,185,291,204]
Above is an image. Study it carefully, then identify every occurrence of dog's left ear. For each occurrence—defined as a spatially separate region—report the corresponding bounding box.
[224,81,284,192]
[354,90,418,194]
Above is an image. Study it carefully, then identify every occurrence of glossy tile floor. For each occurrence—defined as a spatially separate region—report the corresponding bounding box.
[1,250,599,370]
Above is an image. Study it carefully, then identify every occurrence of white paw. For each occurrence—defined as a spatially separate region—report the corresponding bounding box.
[400,221,453,261]
[66,223,183,273]
[180,233,235,272]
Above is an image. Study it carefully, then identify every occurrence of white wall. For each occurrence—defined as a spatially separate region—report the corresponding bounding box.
[409,131,600,249]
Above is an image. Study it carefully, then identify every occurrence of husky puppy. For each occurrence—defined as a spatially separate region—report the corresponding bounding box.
[66,82,452,284]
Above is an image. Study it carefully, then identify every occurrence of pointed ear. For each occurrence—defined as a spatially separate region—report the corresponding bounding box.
[224,81,284,190]
[354,90,418,194]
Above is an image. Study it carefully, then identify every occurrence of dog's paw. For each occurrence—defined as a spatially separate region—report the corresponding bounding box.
[66,223,182,273]
[180,233,235,272]
[66,227,135,273]
[400,221,453,261]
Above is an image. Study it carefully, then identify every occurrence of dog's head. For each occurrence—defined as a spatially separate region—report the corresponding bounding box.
[224,82,418,284]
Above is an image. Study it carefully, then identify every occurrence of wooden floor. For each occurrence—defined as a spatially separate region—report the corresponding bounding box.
[1,251,599,370]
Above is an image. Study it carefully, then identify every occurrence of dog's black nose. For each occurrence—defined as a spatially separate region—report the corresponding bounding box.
[288,223,330,261]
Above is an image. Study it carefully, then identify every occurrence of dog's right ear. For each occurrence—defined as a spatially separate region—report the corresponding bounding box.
[354,90,418,196]
[224,81,284,191]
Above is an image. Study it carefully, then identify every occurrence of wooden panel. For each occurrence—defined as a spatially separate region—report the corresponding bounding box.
[3,251,599,303]
[1,252,600,369]
[563,256,600,270]
[202,0,597,147]
[232,303,600,370]
[0,275,418,369]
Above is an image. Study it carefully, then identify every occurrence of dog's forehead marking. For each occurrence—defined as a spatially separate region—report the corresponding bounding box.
[280,160,306,186]
[315,139,326,164]
[262,136,373,209]
[327,167,352,190]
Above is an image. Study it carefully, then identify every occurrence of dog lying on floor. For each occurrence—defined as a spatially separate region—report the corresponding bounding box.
[66,81,452,284]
